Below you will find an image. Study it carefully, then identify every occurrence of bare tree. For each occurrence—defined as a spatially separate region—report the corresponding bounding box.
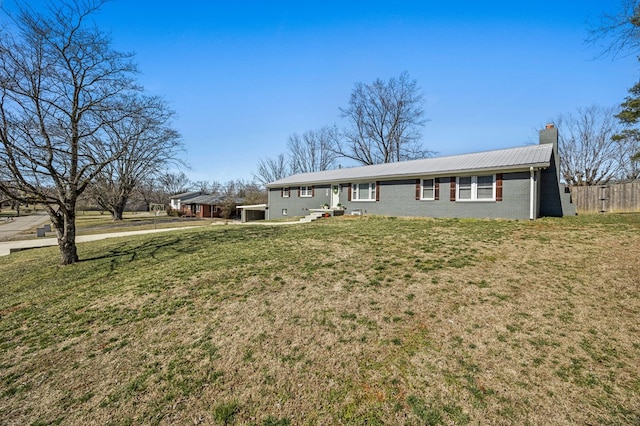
[615,132,640,179]
[241,181,267,204]
[88,96,184,220]
[253,153,288,186]
[218,180,240,219]
[288,126,339,174]
[192,181,208,193]
[193,180,221,195]
[589,1,640,163]
[136,177,166,212]
[0,0,142,264]
[555,105,626,185]
[158,171,191,196]
[335,71,432,165]
[588,0,640,57]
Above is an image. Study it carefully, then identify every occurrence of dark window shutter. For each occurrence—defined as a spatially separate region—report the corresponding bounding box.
[311,186,315,197]
[415,179,421,200]
[348,184,352,201]
[298,187,301,197]
[450,177,456,201]
[435,178,440,200]
[281,188,284,197]
[496,173,503,201]
[375,182,380,201]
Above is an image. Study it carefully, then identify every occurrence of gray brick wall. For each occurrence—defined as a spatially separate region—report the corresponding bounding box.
[539,152,576,217]
[269,173,535,220]
[268,185,331,219]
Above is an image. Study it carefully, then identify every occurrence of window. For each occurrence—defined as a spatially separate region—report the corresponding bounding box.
[456,175,495,201]
[300,186,313,197]
[416,178,440,200]
[421,179,434,200]
[351,182,376,201]
[458,177,472,200]
[282,208,288,216]
[476,175,494,199]
[282,187,290,198]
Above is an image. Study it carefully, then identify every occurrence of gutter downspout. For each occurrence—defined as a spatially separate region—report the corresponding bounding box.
[529,167,535,220]
[266,190,270,220]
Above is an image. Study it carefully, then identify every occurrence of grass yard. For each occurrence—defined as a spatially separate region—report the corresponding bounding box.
[0,211,211,242]
[0,214,639,425]
[73,212,212,235]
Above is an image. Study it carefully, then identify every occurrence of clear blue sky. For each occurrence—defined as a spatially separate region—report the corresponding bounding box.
[4,1,636,183]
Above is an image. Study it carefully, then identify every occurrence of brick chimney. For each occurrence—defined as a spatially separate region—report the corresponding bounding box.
[539,124,559,181]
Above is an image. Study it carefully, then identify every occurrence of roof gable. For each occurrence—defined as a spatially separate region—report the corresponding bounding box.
[267,144,553,187]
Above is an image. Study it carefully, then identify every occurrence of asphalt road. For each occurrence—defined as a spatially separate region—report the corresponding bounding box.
[0,211,51,241]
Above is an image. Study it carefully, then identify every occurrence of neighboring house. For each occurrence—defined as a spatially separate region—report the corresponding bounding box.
[266,125,575,220]
[180,195,244,219]
[169,191,202,211]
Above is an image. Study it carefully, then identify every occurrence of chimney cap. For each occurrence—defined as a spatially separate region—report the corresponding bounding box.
[545,123,555,129]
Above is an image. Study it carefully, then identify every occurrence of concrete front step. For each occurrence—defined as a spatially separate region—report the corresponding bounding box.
[299,212,324,223]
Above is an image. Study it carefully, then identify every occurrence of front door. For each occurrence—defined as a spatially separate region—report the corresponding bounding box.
[331,185,340,207]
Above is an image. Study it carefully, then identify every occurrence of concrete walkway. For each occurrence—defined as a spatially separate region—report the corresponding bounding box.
[0,225,205,257]
[0,214,316,257]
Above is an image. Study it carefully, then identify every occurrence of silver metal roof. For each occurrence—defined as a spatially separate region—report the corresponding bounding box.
[169,191,201,200]
[267,144,553,187]
[184,195,245,205]
[185,195,223,204]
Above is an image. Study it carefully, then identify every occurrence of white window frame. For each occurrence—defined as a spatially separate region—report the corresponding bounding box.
[300,186,313,197]
[420,178,435,200]
[456,175,496,201]
[352,182,376,201]
[282,187,290,198]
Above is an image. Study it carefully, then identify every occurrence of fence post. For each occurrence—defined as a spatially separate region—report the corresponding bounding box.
[599,185,607,213]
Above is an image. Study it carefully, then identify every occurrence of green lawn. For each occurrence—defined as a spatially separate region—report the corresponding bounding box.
[0,211,211,241]
[73,212,212,235]
[0,214,639,425]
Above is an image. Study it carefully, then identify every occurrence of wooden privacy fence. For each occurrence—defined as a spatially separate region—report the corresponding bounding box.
[570,181,640,214]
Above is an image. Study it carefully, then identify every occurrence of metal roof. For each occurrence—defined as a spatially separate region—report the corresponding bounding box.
[267,144,553,187]
[237,204,268,210]
[184,195,245,205]
[169,191,201,200]
[186,195,223,204]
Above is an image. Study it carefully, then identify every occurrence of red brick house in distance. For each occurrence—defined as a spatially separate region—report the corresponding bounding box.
[169,192,242,219]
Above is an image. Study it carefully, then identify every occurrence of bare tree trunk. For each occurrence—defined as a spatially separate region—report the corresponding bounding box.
[109,193,129,221]
[48,205,79,265]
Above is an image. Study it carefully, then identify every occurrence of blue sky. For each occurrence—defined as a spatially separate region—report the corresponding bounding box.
[4,1,636,183]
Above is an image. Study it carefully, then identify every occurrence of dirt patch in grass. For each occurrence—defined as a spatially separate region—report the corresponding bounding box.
[0,215,639,424]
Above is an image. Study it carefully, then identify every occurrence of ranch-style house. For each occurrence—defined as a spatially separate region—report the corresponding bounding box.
[266,125,575,220]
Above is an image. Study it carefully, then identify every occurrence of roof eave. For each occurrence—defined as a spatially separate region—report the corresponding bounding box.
[266,162,550,187]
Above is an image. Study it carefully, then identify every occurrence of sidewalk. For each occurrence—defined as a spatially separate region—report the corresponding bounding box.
[0,216,311,257]
[0,226,203,257]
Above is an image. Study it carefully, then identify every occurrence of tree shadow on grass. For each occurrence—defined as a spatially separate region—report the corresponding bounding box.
[78,226,286,272]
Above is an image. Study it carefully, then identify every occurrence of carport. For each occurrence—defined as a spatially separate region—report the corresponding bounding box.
[237,204,267,223]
